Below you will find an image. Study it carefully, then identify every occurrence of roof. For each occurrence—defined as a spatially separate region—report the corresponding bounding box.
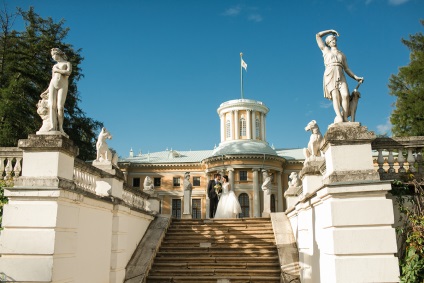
[119,149,213,164]
[118,143,306,165]
[275,148,305,161]
[210,140,278,157]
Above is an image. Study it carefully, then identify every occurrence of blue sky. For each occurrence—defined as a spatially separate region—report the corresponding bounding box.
[7,0,424,157]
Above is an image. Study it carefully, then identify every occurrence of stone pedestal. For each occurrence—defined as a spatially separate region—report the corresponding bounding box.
[262,191,271,218]
[300,159,324,197]
[316,123,399,282]
[0,134,79,282]
[182,213,192,219]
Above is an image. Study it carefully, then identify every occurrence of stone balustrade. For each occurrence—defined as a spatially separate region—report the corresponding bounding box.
[0,147,158,214]
[0,147,23,180]
[372,137,424,180]
[73,158,102,194]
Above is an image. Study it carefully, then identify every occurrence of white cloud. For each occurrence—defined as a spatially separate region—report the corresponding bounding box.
[222,5,263,22]
[248,14,263,22]
[376,118,392,135]
[388,0,410,5]
[222,6,242,16]
[319,101,333,109]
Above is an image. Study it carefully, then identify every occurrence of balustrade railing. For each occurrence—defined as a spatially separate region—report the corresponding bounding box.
[372,137,424,180]
[0,147,23,180]
[73,158,104,194]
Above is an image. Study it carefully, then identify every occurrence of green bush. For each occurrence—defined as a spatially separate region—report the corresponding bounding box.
[0,180,11,230]
[391,179,424,282]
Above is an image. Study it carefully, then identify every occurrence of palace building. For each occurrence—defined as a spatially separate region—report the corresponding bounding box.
[118,98,304,218]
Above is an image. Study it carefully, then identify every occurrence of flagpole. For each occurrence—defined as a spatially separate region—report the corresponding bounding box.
[240,52,244,99]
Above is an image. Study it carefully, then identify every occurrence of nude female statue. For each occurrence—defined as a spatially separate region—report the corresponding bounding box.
[41,48,72,135]
[316,30,363,123]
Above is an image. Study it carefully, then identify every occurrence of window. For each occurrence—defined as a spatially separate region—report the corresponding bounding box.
[132,177,140,188]
[192,199,201,219]
[193,177,200,186]
[154,177,161,187]
[255,118,260,138]
[238,193,249,218]
[172,199,181,219]
[271,194,276,212]
[173,177,180,187]
[239,171,247,181]
[240,117,246,137]
[226,120,231,138]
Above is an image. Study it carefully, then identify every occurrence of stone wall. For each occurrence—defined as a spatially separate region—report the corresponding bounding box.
[0,135,158,282]
[286,123,400,283]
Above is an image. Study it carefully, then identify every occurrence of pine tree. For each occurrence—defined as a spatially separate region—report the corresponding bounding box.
[0,7,102,160]
[389,20,424,137]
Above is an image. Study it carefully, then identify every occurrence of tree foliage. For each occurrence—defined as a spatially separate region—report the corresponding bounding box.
[389,20,424,137]
[0,7,102,160]
[391,179,424,282]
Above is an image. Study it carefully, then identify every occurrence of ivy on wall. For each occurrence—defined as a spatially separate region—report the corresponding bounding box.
[391,178,424,282]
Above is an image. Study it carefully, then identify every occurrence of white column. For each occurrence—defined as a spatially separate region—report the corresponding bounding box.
[252,111,256,140]
[261,113,265,141]
[252,169,261,217]
[277,171,283,212]
[205,174,210,219]
[228,168,234,191]
[220,114,225,143]
[246,110,252,139]
[229,111,234,140]
[234,110,239,140]
[263,113,267,141]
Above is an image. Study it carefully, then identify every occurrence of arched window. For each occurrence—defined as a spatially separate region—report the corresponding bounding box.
[255,118,260,138]
[240,117,246,137]
[238,193,250,218]
[271,194,276,212]
[226,120,231,138]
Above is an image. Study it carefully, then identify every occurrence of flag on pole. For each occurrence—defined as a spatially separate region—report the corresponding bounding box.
[241,58,247,71]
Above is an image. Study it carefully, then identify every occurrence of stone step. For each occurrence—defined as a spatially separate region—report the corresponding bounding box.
[146,275,280,282]
[151,262,280,270]
[145,218,280,282]
[153,256,280,263]
[158,246,277,253]
[164,233,275,239]
[160,242,275,248]
[155,250,278,258]
[166,228,273,233]
[148,268,280,276]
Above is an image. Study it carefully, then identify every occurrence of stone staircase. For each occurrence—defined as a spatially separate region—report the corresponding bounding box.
[146,218,281,283]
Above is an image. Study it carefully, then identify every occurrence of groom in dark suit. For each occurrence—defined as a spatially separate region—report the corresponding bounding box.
[208,173,221,218]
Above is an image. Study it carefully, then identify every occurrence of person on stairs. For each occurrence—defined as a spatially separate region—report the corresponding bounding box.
[214,175,242,219]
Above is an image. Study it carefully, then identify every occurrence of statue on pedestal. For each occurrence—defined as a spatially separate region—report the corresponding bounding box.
[96,127,115,163]
[143,176,154,193]
[303,120,324,161]
[37,48,72,137]
[288,172,302,188]
[316,30,364,124]
[261,171,272,195]
[183,172,192,215]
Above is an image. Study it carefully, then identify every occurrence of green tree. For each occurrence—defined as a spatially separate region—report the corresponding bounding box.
[0,7,102,160]
[389,20,424,137]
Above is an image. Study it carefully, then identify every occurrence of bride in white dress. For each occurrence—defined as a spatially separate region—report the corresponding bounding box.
[214,175,242,218]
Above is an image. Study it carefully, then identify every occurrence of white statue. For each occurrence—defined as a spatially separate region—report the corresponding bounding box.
[183,172,192,215]
[303,120,324,161]
[288,172,302,188]
[143,176,154,192]
[316,30,364,124]
[261,171,272,195]
[36,91,50,132]
[96,127,114,163]
[40,48,72,136]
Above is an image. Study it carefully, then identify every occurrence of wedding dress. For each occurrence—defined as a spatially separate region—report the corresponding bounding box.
[214,182,242,218]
